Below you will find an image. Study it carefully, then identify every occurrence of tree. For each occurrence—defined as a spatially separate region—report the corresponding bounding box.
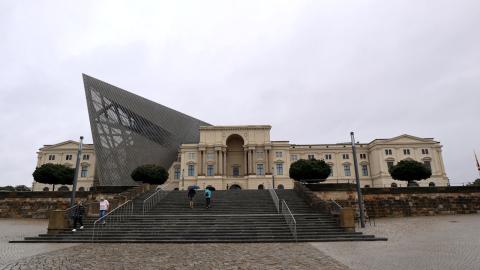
[289,158,331,183]
[467,179,480,186]
[0,186,15,192]
[15,185,31,192]
[389,159,432,187]
[131,164,169,185]
[32,163,75,191]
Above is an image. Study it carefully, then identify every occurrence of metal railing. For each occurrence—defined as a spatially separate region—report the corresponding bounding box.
[142,188,170,215]
[330,200,343,215]
[281,200,297,241]
[268,188,280,213]
[92,200,134,241]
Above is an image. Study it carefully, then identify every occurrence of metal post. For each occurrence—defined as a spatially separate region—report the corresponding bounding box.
[71,136,84,206]
[272,167,275,189]
[181,169,185,191]
[350,132,365,228]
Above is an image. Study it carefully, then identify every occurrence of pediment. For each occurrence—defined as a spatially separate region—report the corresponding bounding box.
[41,140,79,151]
[382,134,435,145]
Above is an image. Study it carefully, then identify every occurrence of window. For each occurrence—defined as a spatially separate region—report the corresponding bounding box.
[308,154,315,160]
[174,168,180,179]
[344,164,351,176]
[275,151,283,158]
[207,152,214,160]
[256,151,264,159]
[403,149,411,155]
[256,164,264,176]
[188,165,195,176]
[48,155,55,161]
[422,149,430,155]
[387,161,394,170]
[362,165,369,176]
[78,187,85,192]
[65,154,73,160]
[258,184,264,190]
[188,152,196,160]
[342,154,349,160]
[207,165,214,176]
[276,163,283,175]
[233,166,240,176]
[329,165,333,177]
[291,155,298,162]
[81,166,88,177]
[429,182,436,187]
[360,153,367,159]
[424,160,432,171]
[385,149,393,155]
[43,187,49,191]
[325,154,332,160]
[82,154,89,160]
[277,184,285,190]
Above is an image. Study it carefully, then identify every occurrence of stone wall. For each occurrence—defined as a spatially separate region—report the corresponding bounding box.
[0,186,143,219]
[294,182,480,218]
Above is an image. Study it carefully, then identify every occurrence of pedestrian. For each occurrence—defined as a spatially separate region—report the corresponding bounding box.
[99,197,109,224]
[72,201,85,232]
[205,188,212,208]
[187,187,196,208]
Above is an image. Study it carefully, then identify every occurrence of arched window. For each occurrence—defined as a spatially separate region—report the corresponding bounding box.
[78,187,85,192]
[258,184,264,190]
[277,184,285,190]
[429,182,436,187]
[43,187,49,191]
[364,185,370,188]
[391,183,398,188]
[58,186,69,191]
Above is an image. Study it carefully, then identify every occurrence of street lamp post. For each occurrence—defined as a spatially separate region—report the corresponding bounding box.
[272,167,275,189]
[182,169,185,191]
[70,136,84,207]
[350,132,366,228]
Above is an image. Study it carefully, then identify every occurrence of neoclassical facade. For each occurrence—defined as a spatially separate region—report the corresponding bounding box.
[173,125,449,190]
[32,141,96,191]
[33,126,449,191]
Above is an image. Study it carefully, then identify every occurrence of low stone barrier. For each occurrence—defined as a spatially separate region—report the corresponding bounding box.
[0,186,143,219]
[294,182,480,218]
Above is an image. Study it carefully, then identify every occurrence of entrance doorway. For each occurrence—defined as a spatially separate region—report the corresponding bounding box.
[229,184,242,190]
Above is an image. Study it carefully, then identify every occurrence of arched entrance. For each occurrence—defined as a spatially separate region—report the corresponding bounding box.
[229,184,242,190]
[258,184,264,190]
[226,134,245,177]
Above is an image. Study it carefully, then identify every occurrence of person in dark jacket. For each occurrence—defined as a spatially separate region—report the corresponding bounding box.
[72,201,86,232]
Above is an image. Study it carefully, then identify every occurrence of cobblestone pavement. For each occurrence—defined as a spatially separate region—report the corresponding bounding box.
[0,219,77,267]
[2,243,348,270]
[312,214,480,270]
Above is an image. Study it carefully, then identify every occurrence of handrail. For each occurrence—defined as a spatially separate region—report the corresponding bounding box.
[142,188,170,215]
[268,188,280,213]
[281,200,297,241]
[92,200,133,241]
[330,199,343,213]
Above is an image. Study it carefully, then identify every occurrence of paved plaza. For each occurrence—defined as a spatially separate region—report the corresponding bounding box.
[2,214,480,269]
[313,214,480,270]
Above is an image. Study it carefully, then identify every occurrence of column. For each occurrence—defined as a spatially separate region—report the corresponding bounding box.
[219,150,223,176]
[244,149,248,176]
[247,149,252,175]
[216,151,220,175]
[200,150,204,175]
[265,149,270,174]
[223,150,227,176]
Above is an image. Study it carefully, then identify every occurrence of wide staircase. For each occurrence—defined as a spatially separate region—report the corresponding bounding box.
[13,189,386,243]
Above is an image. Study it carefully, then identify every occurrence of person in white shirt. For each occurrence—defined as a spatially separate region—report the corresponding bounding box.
[99,197,110,224]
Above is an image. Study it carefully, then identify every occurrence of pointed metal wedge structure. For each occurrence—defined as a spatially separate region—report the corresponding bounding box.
[83,74,210,186]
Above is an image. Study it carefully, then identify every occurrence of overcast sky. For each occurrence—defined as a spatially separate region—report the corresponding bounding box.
[1,0,479,187]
